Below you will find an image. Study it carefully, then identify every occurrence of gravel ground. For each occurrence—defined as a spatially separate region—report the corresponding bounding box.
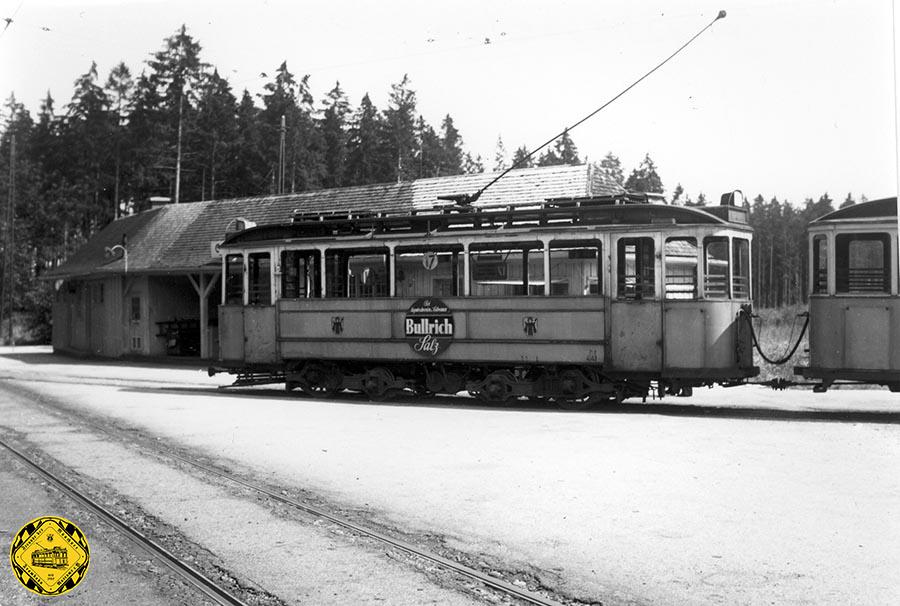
[0,347,898,606]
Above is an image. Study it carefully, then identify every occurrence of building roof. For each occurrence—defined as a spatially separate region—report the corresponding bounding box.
[47,163,624,279]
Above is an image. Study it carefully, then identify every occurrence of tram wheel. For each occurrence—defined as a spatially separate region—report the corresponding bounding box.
[478,370,516,404]
[363,367,395,401]
[297,363,342,398]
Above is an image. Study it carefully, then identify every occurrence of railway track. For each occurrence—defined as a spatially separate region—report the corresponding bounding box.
[0,437,250,606]
[0,379,571,606]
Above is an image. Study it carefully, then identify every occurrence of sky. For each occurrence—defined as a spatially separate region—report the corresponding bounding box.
[0,0,898,205]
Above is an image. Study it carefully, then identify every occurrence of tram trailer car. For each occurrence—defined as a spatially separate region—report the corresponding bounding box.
[795,197,900,392]
[212,192,758,408]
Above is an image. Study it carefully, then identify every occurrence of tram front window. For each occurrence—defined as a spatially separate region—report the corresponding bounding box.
[812,235,828,294]
[224,254,243,304]
[835,233,890,293]
[703,237,729,298]
[247,252,271,305]
[732,238,751,299]
[664,237,697,299]
[617,238,655,300]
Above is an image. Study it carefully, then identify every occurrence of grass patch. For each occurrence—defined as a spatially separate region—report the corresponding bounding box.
[748,304,810,382]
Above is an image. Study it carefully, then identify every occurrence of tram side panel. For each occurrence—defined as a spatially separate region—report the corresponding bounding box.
[808,296,900,376]
[663,300,754,378]
[277,297,606,366]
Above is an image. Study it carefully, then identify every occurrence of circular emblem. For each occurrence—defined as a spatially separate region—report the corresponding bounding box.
[405,297,454,357]
[9,516,90,596]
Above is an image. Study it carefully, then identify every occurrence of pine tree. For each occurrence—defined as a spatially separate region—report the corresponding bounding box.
[415,116,442,179]
[624,153,663,193]
[511,145,533,169]
[439,115,464,176]
[599,152,624,187]
[319,81,351,188]
[384,75,418,182]
[493,135,508,172]
[346,93,390,185]
[839,193,855,208]
[194,69,238,200]
[463,152,484,174]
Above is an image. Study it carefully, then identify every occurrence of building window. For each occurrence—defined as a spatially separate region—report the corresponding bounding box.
[281,250,320,299]
[549,240,602,296]
[248,252,271,305]
[325,248,389,298]
[469,242,544,296]
[617,237,655,300]
[130,296,141,321]
[664,237,697,299]
[835,233,890,293]
[703,237,730,298]
[225,254,243,304]
[131,336,142,350]
[394,246,462,297]
[732,238,751,299]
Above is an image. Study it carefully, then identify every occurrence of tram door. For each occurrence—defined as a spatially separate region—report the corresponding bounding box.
[218,251,278,364]
[218,254,245,362]
[609,236,662,371]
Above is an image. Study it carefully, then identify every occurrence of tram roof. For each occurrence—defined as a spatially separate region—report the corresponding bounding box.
[811,197,897,224]
[222,195,749,247]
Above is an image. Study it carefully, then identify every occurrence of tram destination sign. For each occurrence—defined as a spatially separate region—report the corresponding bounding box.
[405,298,454,357]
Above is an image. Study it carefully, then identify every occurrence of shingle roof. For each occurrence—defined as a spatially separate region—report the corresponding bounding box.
[47,163,623,279]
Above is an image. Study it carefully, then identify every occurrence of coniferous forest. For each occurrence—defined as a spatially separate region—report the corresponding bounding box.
[0,26,867,343]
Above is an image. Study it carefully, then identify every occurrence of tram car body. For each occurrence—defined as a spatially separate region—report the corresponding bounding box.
[214,192,757,406]
[795,197,900,391]
[31,546,68,569]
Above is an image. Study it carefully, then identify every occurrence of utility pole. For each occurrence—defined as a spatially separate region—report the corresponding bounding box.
[4,135,15,346]
[175,92,184,203]
[278,114,286,194]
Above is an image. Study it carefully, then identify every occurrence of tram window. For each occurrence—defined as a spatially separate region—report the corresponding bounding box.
[835,233,890,293]
[247,252,271,305]
[617,238,655,300]
[664,237,697,299]
[224,254,243,304]
[325,248,389,298]
[549,240,602,296]
[732,238,751,299]
[704,237,730,299]
[281,250,321,299]
[470,242,544,296]
[395,246,463,297]
[812,235,828,294]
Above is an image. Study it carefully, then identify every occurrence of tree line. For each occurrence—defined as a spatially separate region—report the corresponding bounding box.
[0,25,867,342]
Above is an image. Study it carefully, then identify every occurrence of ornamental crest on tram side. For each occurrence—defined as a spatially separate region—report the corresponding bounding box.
[405,298,454,357]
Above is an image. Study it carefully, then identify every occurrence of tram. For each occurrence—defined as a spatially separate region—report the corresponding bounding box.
[794,197,900,391]
[212,191,758,408]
